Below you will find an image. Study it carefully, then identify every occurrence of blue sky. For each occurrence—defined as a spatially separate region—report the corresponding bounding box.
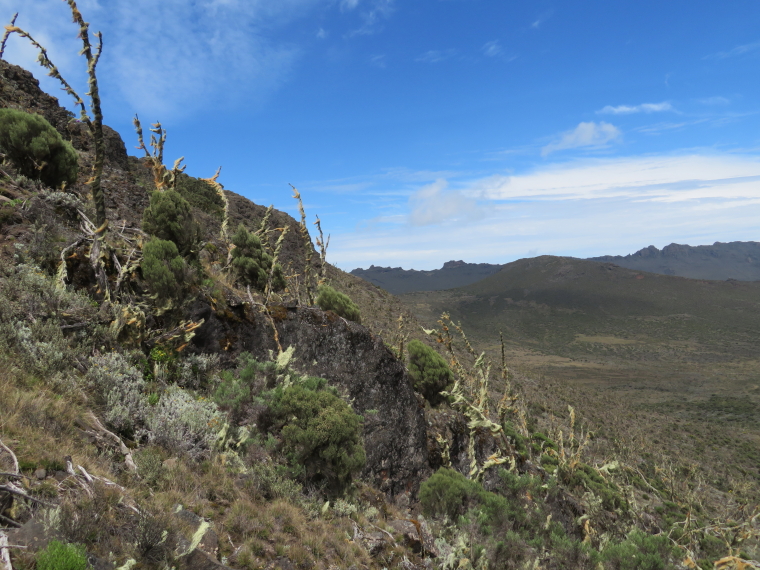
[2,0,760,270]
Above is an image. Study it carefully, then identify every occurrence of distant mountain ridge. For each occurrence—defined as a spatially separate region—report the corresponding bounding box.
[350,260,504,294]
[352,241,760,294]
[590,241,760,281]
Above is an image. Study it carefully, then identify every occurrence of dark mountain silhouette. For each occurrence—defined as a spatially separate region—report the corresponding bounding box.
[350,260,504,294]
[590,241,760,281]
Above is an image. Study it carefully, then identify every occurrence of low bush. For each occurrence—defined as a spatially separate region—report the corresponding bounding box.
[316,285,361,323]
[0,108,78,188]
[419,467,481,521]
[142,189,201,256]
[600,530,678,570]
[406,339,452,405]
[269,377,365,494]
[87,352,147,437]
[145,385,223,459]
[141,237,189,302]
[35,540,90,570]
[230,224,285,292]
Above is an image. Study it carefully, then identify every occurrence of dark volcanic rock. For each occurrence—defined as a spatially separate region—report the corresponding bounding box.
[190,300,430,498]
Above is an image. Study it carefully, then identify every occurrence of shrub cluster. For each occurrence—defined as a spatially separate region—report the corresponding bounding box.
[141,189,201,256]
[0,108,78,188]
[316,285,361,323]
[271,377,366,494]
[421,467,678,569]
[0,263,110,388]
[406,339,452,406]
[141,237,189,302]
[214,353,365,494]
[231,224,285,292]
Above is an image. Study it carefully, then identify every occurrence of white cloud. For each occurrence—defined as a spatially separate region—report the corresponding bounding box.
[704,40,760,60]
[598,102,673,115]
[341,0,360,9]
[317,27,328,38]
[473,154,760,203]
[482,40,502,57]
[330,153,760,270]
[0,0,328,120]
[541,121,621,156]
[408,179,483,226]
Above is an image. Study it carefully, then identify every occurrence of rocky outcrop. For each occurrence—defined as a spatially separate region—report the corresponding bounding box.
[190,300,430,499]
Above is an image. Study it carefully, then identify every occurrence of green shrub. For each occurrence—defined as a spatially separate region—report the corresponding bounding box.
[270,378,365,494]
[36,540,90,570]
[600,530,678,570]
[141,237,187,301]
[419,467,481,520]
[230,224,285,292]
[0,109,78,188]
[176,173,224,219]
[142,189,201,256]
[406,339,452,405]
[316,285,361,323]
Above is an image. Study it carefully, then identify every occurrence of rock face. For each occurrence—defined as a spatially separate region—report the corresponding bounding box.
[590,241,760,281]
[190,301,430,498]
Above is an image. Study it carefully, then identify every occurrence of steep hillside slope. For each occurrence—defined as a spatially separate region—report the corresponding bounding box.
[1,39,758,570]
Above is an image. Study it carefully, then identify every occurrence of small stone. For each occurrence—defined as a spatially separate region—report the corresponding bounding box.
[34,468,47,480]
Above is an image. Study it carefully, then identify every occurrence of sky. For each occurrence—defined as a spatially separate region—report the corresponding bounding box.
[1,0,760,270]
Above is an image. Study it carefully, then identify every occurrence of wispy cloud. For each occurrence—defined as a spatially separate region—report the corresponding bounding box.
[331,153,760,270]
[704,40,760,60]
[482,40,502,57]
[474,155,760,202]
[0,0,326,119]
[541,121,621,156]
[698,96,730,105]
[530,9,554,29]
[598,102,673,115]
[408,179,483,226]
[370,54,387,68]
[415,49,456,63]
[346,0,395,36]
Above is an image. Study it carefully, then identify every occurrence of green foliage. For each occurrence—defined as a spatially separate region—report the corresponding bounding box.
[406,339,452,405]
[175,173,224,219]
[231,224,285,291]
[419,467,482,520]
[270,379,365,494]
[558,462,628,512]
[35,540,90,570]
[142,189,201,256]
[141,237,187,301]
[316,285,361,323]
[0,109,78,188]
[600,530,678,570]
